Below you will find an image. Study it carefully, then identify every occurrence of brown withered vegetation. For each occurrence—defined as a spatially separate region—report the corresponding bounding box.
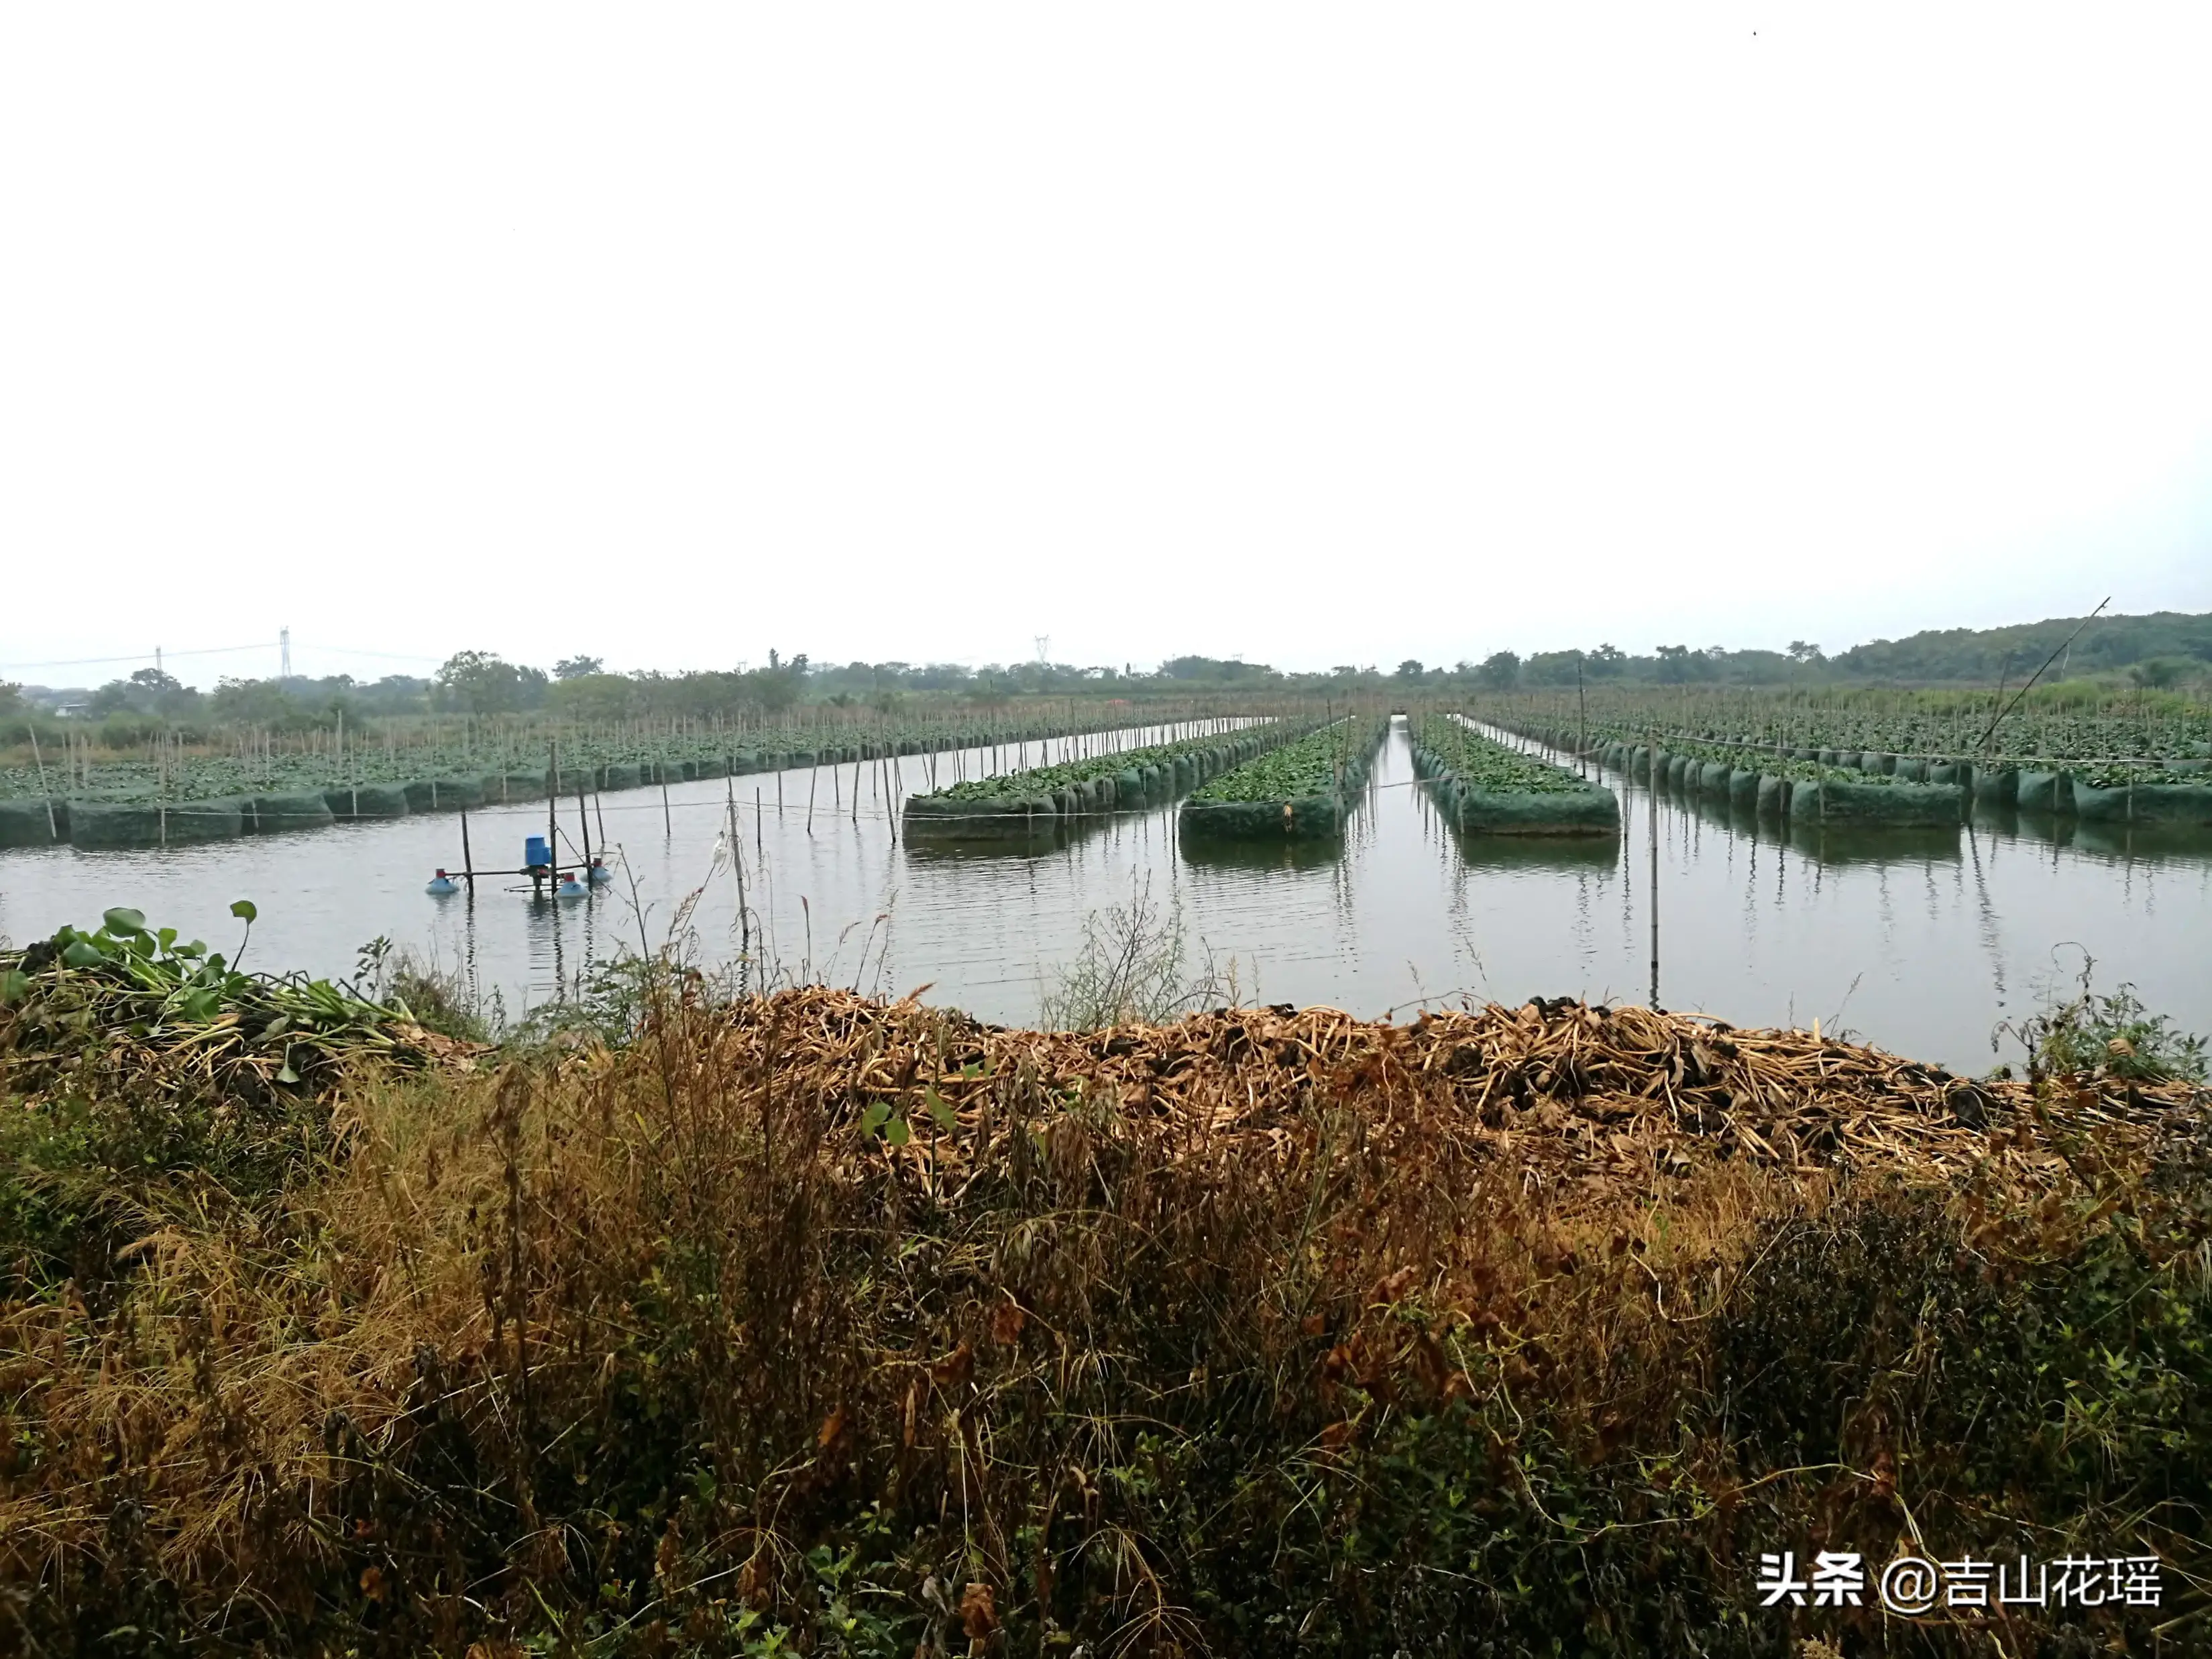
[767,989,2184,1186]
[4,985,2209,1656]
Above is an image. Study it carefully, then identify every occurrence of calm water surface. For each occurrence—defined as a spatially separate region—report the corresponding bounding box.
[2,717,2205,1070]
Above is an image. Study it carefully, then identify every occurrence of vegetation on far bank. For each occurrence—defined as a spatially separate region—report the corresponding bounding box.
[7,606,2209,760]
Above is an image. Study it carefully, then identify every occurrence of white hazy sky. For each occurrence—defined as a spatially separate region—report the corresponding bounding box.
[4,7,2209,688]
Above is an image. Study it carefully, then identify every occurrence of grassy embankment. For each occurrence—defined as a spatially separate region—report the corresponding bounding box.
[3,919,2209,1656]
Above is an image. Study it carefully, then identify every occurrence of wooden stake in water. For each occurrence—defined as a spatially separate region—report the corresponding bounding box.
[807,762,818,834]
[1575,652,1588,772]
[461,810,476,893]
[1648,759,1661,1010]
[548,741,561,889]
[27,726,57,842]
[727,784,751,990]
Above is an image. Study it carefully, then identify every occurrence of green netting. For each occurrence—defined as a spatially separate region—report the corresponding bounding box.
[1665,755,1690,790]
[1863,752,1897,775]
[1971,766,2018,809]
[70,798,244,846]
[2072,781,2212,823]
[1181,797,1340,838]
[246,792,336,833]
[325,784,410,819]
[1788,779,1962,825]
[1728,769,1759,812]
[491,772,550,802]
[1697,760,1731,794]
[165,800,244,843]
[0,797,62,846]
[903,794,1060,840]
[692,756,726,780]
[1927,760,1970,791]
[1893,757,1929,783]
[1756,774,1790,816]
[597,762,643,792]
[68,802,164,847]
[1451,785,1619,836]
[2015,770,2072,813]
[402,777,488,813]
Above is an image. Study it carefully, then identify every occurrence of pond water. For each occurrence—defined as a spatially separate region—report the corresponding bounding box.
[2,716,2205,1070]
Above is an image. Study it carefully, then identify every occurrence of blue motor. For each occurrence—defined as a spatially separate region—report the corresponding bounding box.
[524,835,551,868]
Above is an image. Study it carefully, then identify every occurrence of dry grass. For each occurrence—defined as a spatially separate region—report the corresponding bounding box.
[4,986,2208,1654]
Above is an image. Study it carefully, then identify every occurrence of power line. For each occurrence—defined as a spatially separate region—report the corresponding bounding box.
[0,642,273,672]
[0,638,446,675]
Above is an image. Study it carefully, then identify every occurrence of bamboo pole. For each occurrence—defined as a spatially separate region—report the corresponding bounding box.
[1648,754,1661,1011]
[27,726,57,841]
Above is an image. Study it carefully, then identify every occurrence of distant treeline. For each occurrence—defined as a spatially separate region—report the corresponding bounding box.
[7,610,2206,741]
[1478,610,2211,691]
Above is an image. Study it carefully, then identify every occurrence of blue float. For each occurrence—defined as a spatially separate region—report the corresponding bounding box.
[426,869,459,896]
[588,857,614,884]
[557,875,587,900]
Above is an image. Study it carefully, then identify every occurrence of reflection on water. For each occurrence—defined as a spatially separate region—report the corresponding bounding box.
[2,716,2206,1070]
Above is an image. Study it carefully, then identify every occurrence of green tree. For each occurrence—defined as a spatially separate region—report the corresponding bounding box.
[1476,650,1520,690]
[744,650,808,715]
[435,651,547,715]
[545,673,635,721]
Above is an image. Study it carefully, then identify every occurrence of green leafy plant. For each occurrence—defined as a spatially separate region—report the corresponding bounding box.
[1188,720,1377,804]
[1416,716,1596,794]
[1997,951,2209,1083]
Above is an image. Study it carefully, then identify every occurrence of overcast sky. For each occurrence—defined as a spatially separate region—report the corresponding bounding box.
[5,7,2209,688]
